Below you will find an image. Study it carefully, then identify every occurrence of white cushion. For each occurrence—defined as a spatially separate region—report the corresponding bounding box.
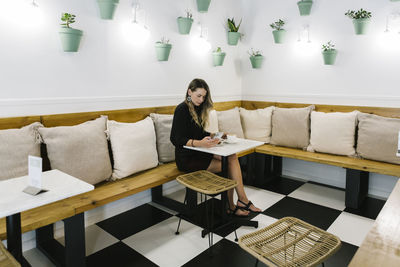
[0,122,43,180]
[38,117,112,185]
[216,107,244,138]
[204,109,219,134]
[239,107,274,143]
[307,111,358,156]
[108,117,159,180]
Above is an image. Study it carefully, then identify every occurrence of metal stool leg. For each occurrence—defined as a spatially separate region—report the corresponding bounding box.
[255,259,259,267]
[175,191,188,235]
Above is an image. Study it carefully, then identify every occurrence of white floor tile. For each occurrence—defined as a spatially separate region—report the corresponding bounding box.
[123,216,222,267]
[234,186,285,211]
[225,214,278,243]
[56,224,119,256]
[24,248,55,267]
[289,183,346,210]
[327,212,374,246]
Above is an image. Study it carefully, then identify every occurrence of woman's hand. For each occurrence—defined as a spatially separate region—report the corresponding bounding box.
[199,136,220,148]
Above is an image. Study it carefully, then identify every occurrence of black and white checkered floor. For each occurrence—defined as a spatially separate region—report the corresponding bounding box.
[23,177,385,267]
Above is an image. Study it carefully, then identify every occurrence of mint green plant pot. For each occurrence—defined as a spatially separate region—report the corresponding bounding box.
[352,18,370,35]
[97,0,119,20]
[59,27,83,52]
[196,0,211,13]
[177,17,193,35]
[227,32,240,45]
[249,55,264,69]
[272,30,286,44]
[212,52,226,66]
[297,0,313,16]
[155,43,172,61]
[322,50,337,65]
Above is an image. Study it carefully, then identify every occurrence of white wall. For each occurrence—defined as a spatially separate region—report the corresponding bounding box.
[0,0,242,116]
[240,0,399,197]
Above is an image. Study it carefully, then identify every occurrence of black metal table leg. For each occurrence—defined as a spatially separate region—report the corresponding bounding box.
[6,213,31,267]
[345,169,369,209]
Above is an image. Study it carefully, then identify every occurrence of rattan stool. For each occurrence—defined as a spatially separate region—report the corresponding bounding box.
[175,170,239,248]
[239,217,341,267]
[0,241,21,267]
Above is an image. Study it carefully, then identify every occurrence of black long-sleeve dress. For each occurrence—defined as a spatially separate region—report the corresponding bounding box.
[170,101,214,172]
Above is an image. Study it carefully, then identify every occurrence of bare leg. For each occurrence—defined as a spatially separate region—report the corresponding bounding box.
[227,154,261,212]
[207,155,249,216]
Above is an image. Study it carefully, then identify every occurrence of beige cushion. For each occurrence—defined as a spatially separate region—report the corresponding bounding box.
[204,109,219,134]
[38,117,112,185]
[270,105,314,149]
[0,122,43,181]
[150,113,175,163]
[307,111,358,156]
[216,107,244,138]
[108,117,159,179]
[357,113,400,164]
[239,107,274,143]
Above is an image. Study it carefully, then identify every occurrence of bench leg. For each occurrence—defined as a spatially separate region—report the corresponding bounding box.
[253,154,283,186]
[151,185,187,214]
[345,169,369,209]
[36,213,86,267]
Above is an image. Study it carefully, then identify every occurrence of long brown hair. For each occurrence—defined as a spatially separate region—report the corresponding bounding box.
[185,78,213,128]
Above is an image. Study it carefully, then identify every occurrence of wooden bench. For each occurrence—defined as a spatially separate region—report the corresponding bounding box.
[0,101,246,266]
[241,101,400,209]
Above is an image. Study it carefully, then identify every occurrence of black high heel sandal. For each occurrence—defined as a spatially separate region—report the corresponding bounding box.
[237,199,262,213]
[227,206,249,217]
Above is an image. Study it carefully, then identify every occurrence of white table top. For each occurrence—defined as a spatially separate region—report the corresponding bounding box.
[0,169,94,218]
[184,138,264,157]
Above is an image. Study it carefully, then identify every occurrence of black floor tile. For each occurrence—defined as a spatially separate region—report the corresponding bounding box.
[324,241,358,267]
[96,203,172,240]
[263,197,341,230]
[344,196,386,220]
[182,238,267,267]
[179,198,258,237]
[258,177,305,195]
[86,242,158,267]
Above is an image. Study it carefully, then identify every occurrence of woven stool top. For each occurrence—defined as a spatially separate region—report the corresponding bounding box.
[239,217,341,267]
[176,170,237,195]
[0,241,21,267]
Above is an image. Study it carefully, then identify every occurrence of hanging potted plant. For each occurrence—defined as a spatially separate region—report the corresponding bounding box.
[270,19,286,44]
[177,10,193,35]
[345,8,372,35]
[97,0,119,20]
[248,48,264,69]
[212,47,226,66]
[321,41,337,65]
[297,0,313,16]
[196,0,211,13]
[155,37,172,61]
[59,13,83,52]
[227,17,242,46]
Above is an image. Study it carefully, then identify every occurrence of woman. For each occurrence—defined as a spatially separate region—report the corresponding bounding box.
[170,78,261,216]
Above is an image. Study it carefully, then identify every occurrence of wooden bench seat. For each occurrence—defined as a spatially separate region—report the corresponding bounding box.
[256,144,400,177]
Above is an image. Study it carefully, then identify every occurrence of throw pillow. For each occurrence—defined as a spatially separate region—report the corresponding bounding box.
[216,107,244,138]
[270,105,315,149]
[307,111,358,156]
[150,113,175,163]
[108,117,159,179]
[38,116,112,185]
[357,113,400,164]
[239,107,274,143]
[204,109,219,134]
[0,122,43,180]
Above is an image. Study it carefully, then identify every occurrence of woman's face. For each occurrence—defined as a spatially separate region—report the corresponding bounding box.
[188,88,207,106]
